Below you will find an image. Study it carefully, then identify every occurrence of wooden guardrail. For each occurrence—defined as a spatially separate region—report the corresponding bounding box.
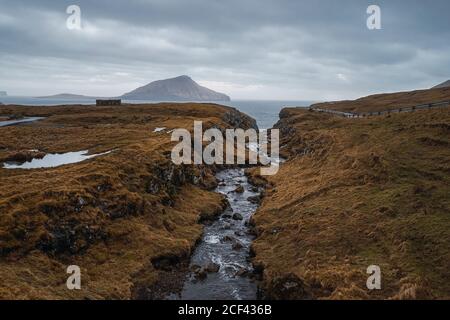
[309,100,450,118]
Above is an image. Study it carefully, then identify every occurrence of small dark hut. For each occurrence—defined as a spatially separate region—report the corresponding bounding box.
[96,99,121,106]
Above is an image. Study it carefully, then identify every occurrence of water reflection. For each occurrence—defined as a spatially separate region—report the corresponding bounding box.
[0,117,45,127]
[3,150,111,169]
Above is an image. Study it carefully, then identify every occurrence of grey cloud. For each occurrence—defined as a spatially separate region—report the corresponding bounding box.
[0,0,449,99]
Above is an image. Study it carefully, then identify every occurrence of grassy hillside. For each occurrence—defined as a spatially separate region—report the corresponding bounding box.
[250,107,450,299]
[0,103,255,299]
[311,87,450,113]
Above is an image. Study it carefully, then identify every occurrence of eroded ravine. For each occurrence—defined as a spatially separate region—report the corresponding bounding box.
[169,168,262,300]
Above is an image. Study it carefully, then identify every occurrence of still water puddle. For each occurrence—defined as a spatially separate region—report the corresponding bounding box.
[153,127,167,132]
[3,150,111,169]
[0,117,45,127]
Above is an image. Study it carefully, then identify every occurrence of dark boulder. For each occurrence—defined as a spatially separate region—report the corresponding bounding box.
[232,241,244,251]
[232,213,243,221]
[264,273,312,300]
[204,262,220,273]
[247,195,261,204]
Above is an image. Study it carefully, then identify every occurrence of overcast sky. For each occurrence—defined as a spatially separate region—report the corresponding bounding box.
[0,0,449,100]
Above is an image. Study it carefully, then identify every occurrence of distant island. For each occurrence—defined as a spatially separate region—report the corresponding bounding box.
[37,93,97,99]
[122,75,230,101]
[38,75,231,102]
[0,91,7,96]
[433,80,450,89]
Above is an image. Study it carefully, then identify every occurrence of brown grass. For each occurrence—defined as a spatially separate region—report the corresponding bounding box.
[0,103,254,299]
[251,107,450,299]
[311,87,450,113]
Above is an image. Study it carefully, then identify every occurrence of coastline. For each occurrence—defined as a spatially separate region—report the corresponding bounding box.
[1,91,450,300]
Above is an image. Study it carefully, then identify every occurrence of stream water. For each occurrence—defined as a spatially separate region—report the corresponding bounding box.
[173,168,261,300]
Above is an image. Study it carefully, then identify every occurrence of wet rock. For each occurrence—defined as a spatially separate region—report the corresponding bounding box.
[204,262,220,273]
[246,228,258,237]
[252,262,264,281]
[232,241,244,251]
[234,231,244,237]
[190,264,209,280]
[249,246,256,258]
[247,195,261,204]
[198,205,224,223]
[190,264,202,273]
[232,213,243,221]
[244,218,256,227]
[222,213,233,219]
[265,273,312,300]
[195,269,207,280]
[221,235,235,242]
[235,267,250,278]
[151,253,186,272]
[222,223,232,230]
[234,185,245,193]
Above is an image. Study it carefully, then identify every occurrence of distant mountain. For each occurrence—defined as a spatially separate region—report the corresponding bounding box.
[37,93,95,99]
[121,75,230,101]
[0,91,7,96]
[432,80,450,89]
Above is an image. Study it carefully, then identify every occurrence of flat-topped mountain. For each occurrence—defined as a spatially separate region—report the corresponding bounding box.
[121,75,230,101]
[433,80,450,89]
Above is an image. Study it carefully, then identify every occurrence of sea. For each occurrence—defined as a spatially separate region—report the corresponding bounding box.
[0,96,317,129]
